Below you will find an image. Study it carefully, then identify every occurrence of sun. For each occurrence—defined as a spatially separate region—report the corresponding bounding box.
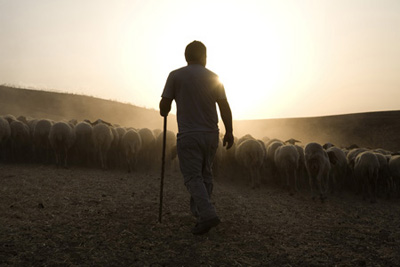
[211,47,287,120]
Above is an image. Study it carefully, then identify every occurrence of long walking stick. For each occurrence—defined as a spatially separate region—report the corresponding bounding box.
[158,116,167,223]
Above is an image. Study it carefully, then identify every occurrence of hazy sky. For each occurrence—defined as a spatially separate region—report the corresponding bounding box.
[1,0,399,120]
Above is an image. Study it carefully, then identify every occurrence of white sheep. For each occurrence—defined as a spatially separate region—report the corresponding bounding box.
[284,138,301,145]
[374,152,392,198]
[9,120,30,162]
[389,155,400,198]
[274,144,300,195]
[107,126,120,169]
[346,147,368,169]
[138,128,156,170]
[73,121,94,166]
[121,129,142,173]
[49,121,75,168]
[32,119,53,163]
[304,142,337,202]
[218,135,238,179]
[237,134,255,146]
[354,151,380,203]
[266,139,284,182]
[155,130,176,170]
[0,116,11,144]
[326,146,349,193]
[235,138,265,189]
[92,123,114,170]
[295,145,308,189]
[27,118,39,139]
[3,114,17,124]
[114,126,127,168]
[0,116,11,162]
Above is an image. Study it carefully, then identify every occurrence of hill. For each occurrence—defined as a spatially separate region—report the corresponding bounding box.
[233,111,400,151]
[0,85,178,132]
[1,85,400,151]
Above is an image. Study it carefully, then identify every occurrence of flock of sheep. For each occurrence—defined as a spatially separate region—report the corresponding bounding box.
[1,113,400,203]
[224,135,400,203]
[0,114,176,173]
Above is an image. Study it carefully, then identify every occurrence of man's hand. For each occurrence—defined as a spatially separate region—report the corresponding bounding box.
[159,97,173,117]
[223,132,234,150]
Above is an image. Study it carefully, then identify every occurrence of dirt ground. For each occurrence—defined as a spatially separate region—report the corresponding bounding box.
[1,163,400,266]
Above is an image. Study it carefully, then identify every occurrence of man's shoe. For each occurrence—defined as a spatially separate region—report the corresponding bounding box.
[191,217,221,235]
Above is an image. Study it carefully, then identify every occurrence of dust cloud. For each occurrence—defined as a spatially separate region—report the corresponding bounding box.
[1,86,400,151]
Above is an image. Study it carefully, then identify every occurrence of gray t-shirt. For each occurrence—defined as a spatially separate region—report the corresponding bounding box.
[162,64,227,135]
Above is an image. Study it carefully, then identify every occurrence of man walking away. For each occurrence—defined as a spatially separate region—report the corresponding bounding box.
[159,40,234,235]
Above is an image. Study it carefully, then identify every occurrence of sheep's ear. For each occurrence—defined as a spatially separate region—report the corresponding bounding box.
[327,151,338,165]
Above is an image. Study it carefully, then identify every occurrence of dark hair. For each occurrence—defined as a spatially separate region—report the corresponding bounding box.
[185,41,206,63]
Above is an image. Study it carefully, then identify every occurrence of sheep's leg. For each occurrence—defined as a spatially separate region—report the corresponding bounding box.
[371,171,378,203]
[320,168,330,202]
[103,150,108,170]
[99,150,104,169]
[257,167,261,188]
[362,180,368,201]
[308,174,316,200]
[250,168,255,189]
[63,145,68,169]
[55,151,60,168]
[127,153,132,173]
[293,169,299,193]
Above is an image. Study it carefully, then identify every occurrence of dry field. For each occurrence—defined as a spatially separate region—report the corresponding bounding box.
[1,163,400,266]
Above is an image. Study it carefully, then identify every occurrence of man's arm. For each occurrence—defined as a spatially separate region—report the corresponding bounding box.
[217,99,234,149]
[159,97,173,117]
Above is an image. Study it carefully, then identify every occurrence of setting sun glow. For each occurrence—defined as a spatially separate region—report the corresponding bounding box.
[1,0,399,120]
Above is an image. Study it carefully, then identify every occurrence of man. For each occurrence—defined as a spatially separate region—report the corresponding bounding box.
[159,40,234,235]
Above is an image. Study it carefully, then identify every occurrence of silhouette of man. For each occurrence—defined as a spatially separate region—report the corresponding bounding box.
[160,40,234,235]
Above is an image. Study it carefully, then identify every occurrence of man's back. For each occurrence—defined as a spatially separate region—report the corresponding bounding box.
[162,64,227,135]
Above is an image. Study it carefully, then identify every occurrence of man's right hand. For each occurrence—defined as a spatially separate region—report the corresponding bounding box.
[223,132,234,150]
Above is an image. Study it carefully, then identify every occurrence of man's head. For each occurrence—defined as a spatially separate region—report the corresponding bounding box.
[185,41,207,66]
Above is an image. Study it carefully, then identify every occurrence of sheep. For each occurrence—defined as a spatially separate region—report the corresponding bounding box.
[326,146,349,193]
[155,130,176,171]
[262,136,270,144]
[294,145,308,189]
[32,119,53,163]
[3,114,17,124]
[235,138,265,189]
[218,135,239,179]
[92,122,114,170]
[266,140,284,183]
[374,152,392,198]
[48,121,75,168]
[27,118,39,139]
[353,151,380,203]
[72,121,94,166]
[121,129,142,173]
[389,155,400,198]
[212,136,224,178]
[137,128,156,170]
[0,116,11,144]
[322,142,335,150]
[114,126,127,168]
[346,147,368,169]
[284,138,301,145]
[153,129,162,140]
[9,120,30,162]
[304,142,337,202]
[107,126,120,169]
[274,144,299,195]
[0,116,11,162]
[237,134,255,146]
